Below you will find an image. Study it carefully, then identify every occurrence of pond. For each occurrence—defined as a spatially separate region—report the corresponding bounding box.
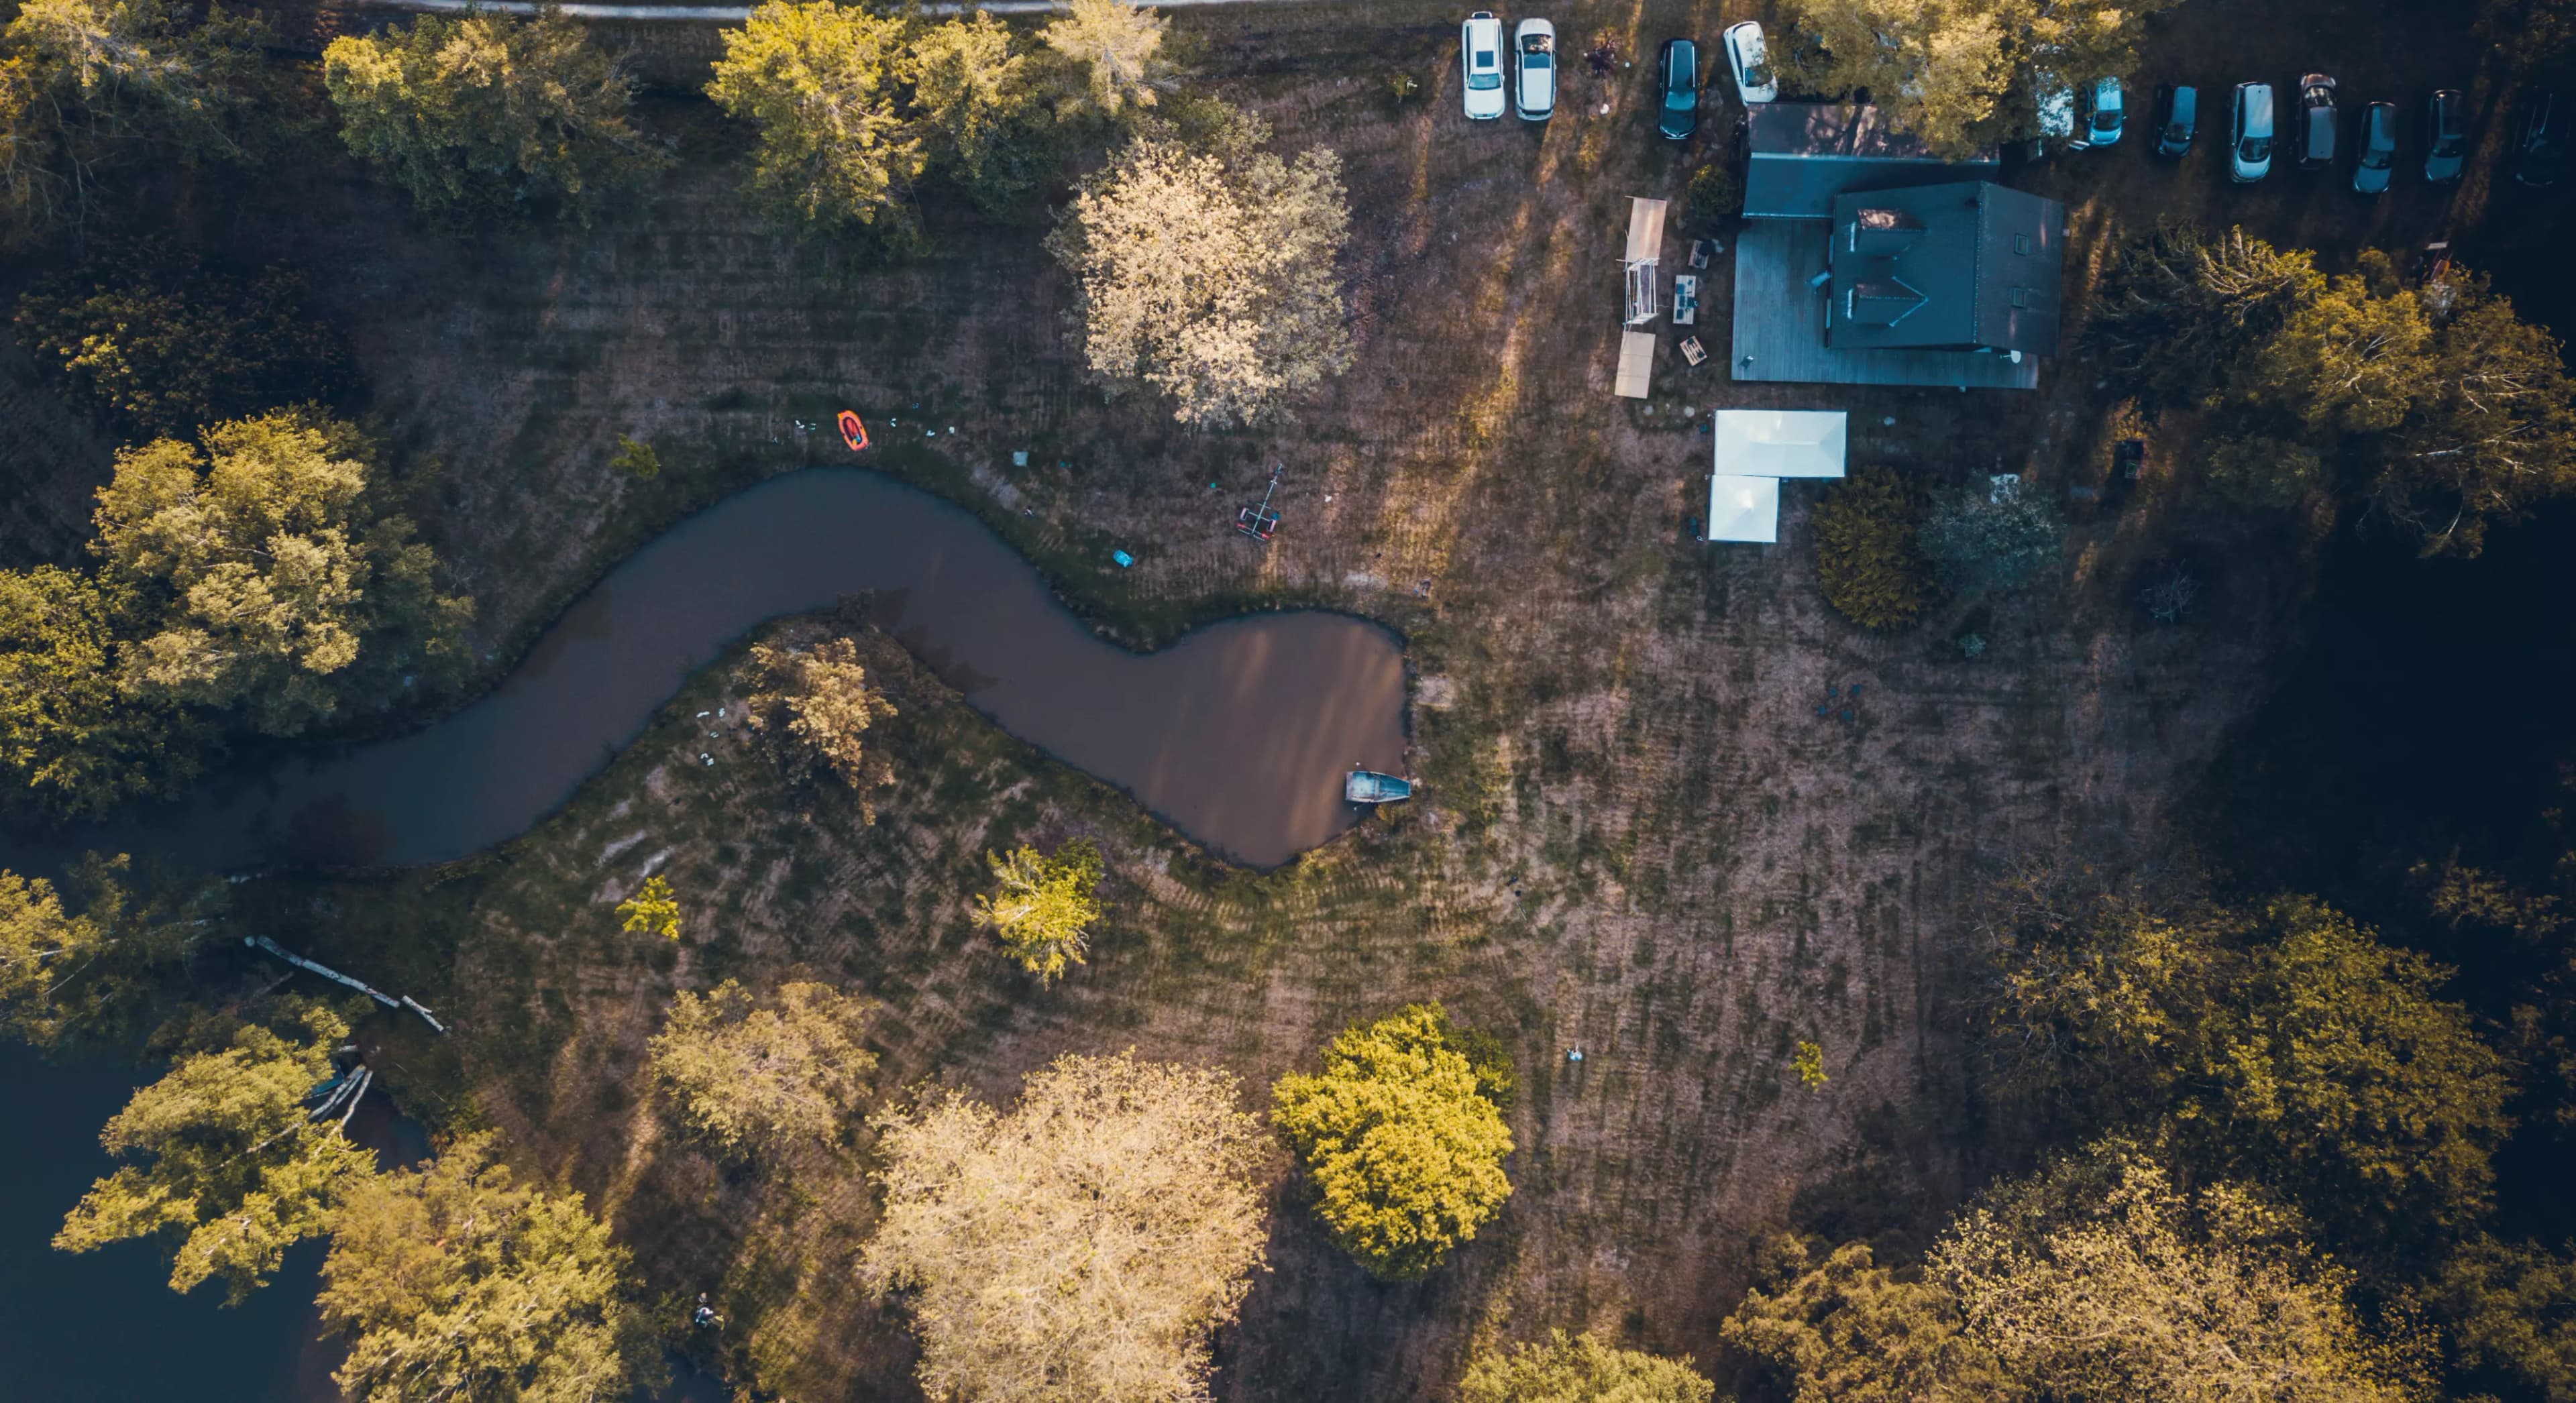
[0,468,1410,1398]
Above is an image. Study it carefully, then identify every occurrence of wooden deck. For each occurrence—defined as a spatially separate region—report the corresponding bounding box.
[1727,221,2040,391]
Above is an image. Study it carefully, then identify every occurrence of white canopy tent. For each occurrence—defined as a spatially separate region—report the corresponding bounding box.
[1711,410,1848,478]
[1702,410,1848,546]
[1705,474,1782,543]
[1614,331,1657,398]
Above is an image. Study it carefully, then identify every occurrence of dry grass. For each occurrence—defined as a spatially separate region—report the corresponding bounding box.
[184,0,2521,1396]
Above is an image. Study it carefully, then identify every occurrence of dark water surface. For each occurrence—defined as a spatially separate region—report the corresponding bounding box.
[57,467,1411,873]
[0,468,1407,1400]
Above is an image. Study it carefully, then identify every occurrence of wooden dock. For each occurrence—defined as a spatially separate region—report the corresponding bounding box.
[1727,221,2040,391]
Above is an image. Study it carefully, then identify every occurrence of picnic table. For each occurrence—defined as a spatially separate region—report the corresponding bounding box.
[1672,274,1700,327]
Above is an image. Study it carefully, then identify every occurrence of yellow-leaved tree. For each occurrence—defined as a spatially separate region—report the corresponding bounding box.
[1040,0,1169,117]
[745,635,897,813]
[647,978,875,1156]
[860,1050,1270,1403]
[706,1,923,239]
[1046,112,1353,429]
[969,838,1103,983]
[1270,1001,1514,1280]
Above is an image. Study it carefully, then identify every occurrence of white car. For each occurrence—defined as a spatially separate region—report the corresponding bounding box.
[1461,11,1505,120]
[2080,76,2125,147]
[1722,21,1776,104]
[1514,18,1556,121]
[2230,81,2275,182]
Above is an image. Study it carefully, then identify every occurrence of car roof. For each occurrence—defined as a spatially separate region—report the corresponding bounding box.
[2171,85,2197,111]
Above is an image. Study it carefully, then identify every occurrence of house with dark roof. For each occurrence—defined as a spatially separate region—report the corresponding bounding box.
[1825,182,2062,357]
[1742,103,1998,219]
[1727,103,2064,390]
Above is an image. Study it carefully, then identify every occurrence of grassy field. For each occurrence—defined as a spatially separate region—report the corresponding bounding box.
[43,0,2548,1396]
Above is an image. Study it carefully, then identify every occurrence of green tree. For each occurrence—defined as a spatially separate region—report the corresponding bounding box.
[1047,117,1353,428]
[1040,0,1169,117]
[54,1001,376,1302]
[1917,480,2061,594]
[2089,224,2323,408]
[861,1051,1269,1403]
[616,873,680,940]
[15,242,356,439]
[323,8,666,224]
[606,434,659,480]
[1811,467,1929,629]
[1778,0,2182,156]
[2436,1234,2576,1402]
[1269,1001,1513,1281]
[1458,1329,1715,1403]
[1723,1239,2004,1403]
[706,1,923,239]
[93,409,472,738]
[319,1131,658,1403]
[744,635,897,813]
[0,0,274,242]
[0,854,207,1046]
[1981,885,2516,1250]
[969,838,1103,983]
[0,566,201,813]
[647,978,875,1156]
[905,13,1054,212]
[2375,274,2576,557]
[2242,263,2431,437]
[1725,1143,2435,1403]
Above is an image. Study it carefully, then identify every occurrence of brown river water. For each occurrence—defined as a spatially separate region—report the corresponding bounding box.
[0,467,1408,1400]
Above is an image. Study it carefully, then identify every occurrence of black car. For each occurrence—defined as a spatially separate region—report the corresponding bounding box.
[2353,100,2398,194]
[2295,73,2339,168]
[2513,92,2565,187]
[1657,38,1702,140]
[2425,89,2467,182]
[2153,83,2197,156]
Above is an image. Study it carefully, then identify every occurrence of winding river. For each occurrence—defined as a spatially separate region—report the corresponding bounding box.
[0,467,1409,1400]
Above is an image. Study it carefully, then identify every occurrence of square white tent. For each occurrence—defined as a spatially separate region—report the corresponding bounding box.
[1711,410,1848,478]
[1614,331,1657,398]
[1705,473,1782,543]
[1623,197,1666,325]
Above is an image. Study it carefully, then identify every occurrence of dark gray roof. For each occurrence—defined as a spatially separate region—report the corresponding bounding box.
[1823,181,2064,355]
[1741,103,1998,219]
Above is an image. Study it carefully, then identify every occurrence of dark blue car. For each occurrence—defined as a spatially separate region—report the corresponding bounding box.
[1658,38,1701,140]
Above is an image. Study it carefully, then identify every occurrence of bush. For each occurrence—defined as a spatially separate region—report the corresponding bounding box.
[1812,467,1930,629]
[2202,432,2324,509]
[15,242,354,438]
[1270,1002,1513,1280]
[1684,161,1739,230]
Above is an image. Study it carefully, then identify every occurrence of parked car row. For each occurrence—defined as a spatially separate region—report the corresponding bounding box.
[2101,74,2556,194]
[1458,12,1778,135]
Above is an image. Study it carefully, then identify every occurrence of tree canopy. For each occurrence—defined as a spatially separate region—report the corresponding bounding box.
[1269,1001,1514,1280]
[1458,1329,1716,1403]
[54,1001,376,1303]
[1981,885,2515,1251]
[1778,0,2183,156]
[1725,1141,2435,1403]
[93,409,472,737]
[616,873,680,940]
[0,567,202,813]
[706,1,924,237]
[647,978,875,1156]
[0,0,274,244]
[905,11,1054,211]
[0,854,205,1046]
[319,1131,657,1403]
[1916,480,2062,595]
[323,9,667,223]
[1046,115,1353,428]
[15,242,355,438]
[969,838,1104,983]
[745,636,897,813]
[860,1050,1270,1403]
[1041,0,1170,117]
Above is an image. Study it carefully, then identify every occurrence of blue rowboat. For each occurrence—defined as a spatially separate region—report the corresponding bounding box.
[1345,770,1413,804]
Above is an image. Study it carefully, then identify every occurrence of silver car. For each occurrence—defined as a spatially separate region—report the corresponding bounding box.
[1514,18,1556,120]
[2231,82,2275,182]
[1461,11,1505,120]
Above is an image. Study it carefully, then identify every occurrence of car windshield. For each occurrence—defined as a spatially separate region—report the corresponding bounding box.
[1469,52,1501,88]
[1746,60,1774,87]
[2165,121,2190,141]
[1524,48,1551,68]
[2241,136,2271,160]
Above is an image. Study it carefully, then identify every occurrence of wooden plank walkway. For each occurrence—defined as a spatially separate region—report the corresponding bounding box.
[1727,221,2039,391]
